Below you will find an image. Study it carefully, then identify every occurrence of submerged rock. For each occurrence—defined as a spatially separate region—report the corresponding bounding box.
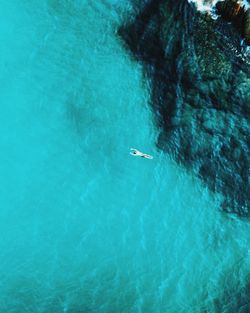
[118,0,250,216]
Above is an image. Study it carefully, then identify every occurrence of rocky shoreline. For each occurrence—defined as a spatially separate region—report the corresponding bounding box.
[118,0,250,217]
[216,0,250,45]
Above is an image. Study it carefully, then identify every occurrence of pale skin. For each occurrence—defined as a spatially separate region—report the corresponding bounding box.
[130,148,153,159]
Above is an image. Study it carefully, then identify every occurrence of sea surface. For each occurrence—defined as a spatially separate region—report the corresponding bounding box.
[0,1,249,312]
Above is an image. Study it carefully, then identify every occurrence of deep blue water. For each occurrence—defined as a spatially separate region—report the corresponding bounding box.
[0,1,249,312]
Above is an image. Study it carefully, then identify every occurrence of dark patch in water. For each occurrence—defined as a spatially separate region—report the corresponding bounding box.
[118,0,250,217]
[213,260,250,313]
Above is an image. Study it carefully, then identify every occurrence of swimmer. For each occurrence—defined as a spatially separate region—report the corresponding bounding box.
[130,148,153,159]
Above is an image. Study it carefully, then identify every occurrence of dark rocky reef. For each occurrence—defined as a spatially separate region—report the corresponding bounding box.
[118,0,250,217]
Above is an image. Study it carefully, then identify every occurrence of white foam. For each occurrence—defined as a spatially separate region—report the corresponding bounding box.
[242,0,250,9]
[188,0,220,12]
[188,0,250,13]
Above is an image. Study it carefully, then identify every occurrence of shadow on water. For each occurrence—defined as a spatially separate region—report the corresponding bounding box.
[118,0,250,217]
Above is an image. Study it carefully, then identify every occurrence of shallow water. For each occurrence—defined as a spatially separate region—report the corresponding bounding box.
[0,1,249,312]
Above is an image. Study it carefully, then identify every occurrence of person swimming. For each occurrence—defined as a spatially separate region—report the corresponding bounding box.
[130,148,153,159]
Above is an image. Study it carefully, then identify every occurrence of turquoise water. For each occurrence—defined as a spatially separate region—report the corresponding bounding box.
[0,1,249,312]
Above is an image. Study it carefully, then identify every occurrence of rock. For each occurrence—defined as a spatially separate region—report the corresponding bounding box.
[216,0,250,44]
[118,0,250,216]
[216,0,244,22]
[244,9,250,44]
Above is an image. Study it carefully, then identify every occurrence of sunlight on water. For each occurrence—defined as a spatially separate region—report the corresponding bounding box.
[0,1,249,312]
